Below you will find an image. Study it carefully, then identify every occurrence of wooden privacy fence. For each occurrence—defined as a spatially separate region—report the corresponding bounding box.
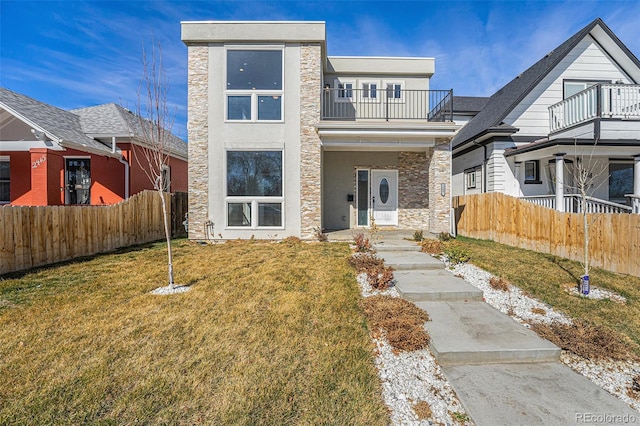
[0,190,189,276]
[453,193,640,277]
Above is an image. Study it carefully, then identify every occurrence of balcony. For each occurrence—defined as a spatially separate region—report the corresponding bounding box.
[549,83,640,134]
[321,88,453,122]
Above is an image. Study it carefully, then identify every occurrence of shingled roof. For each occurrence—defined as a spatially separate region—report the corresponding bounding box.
[0,87,116,156]
[452,18,640,149]
[72,104,188,159]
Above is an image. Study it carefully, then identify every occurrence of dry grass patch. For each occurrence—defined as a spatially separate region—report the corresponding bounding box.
[529,320,634,361]
[360,295,430,352]
[0,239,389,425]
[531,307,546,316]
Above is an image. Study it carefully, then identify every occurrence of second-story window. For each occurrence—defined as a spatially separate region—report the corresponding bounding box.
[226,49,283,121]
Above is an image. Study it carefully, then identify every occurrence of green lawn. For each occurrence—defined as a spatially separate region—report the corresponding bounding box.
[0,239,389,425]
[449,236,640,356]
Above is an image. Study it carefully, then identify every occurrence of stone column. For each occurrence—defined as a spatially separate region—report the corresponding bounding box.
[428,140,451,234]
[555,153,566,212]
[186,45,209,240]
[299,43,323,239]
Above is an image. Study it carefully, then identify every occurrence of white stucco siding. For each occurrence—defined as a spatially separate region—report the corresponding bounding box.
[504,35,634,138]
[207,43,304,239]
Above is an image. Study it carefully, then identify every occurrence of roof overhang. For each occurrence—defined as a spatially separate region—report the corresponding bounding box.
[317,121,459,151]
[0,140,65,152]
[452,126,519,152]
[505,138,640,162]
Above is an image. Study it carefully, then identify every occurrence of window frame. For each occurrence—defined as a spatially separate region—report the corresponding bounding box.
[562,79,610,99]
[383,80,405,102]
[224,46,285,123]
[359,80,380,103]
[0,156,9,204]
[224,149,285,230]
[524,160,541,184]
[466,169,477,190]
[334,78,355,103]
[161,165,171,192]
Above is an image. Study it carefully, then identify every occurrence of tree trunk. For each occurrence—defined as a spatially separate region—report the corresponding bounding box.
[159,190,174,289]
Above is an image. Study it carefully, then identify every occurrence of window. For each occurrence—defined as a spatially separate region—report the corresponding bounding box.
[563,80,608,99]
[161,165,171,192]
[609,162,633,205]
[466,170,477,189]
[334,79,354,102]
[524,160,540,184]
[226,151,283,228]
[357,169,369,226]
[385,82,404,100]
[0,157,9,204]
[226,49,283,121]
[361,82,378,100]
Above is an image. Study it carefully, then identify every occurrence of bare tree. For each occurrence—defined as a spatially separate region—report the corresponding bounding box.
[134,40,176,289]
[564,138,609,290]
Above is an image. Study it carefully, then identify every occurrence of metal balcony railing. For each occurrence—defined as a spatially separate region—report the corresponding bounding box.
[549,83,640,133]
[321,88,453,121]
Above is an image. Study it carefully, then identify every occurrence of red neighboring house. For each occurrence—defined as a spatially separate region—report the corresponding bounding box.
[0,87,187,206]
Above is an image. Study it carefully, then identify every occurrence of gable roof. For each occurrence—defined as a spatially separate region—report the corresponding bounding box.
[72,103,188,159]
[0,87,117,157]
[452,18,640,149]
[452,96,489,114]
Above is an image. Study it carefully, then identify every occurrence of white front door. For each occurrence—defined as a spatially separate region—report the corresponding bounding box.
[371,170,398,226]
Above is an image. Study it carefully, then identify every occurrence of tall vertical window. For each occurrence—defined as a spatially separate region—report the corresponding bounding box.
[0,157,9,204]
[385,82,403,100]
[226,49,283,121]
[226,151,283,228]
[161,165,171,192]
[609,162,633,205]
[524,160,540,184]
[357,169,369,226]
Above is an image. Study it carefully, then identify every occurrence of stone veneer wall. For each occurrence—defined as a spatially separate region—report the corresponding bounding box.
[299,43,322,239]
[398,151,430,230]
[186,45,209,240]
[428,140,452,234]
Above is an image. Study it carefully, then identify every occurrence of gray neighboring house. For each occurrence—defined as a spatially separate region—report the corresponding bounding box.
[181,21,459,240]
[451,18,640,213]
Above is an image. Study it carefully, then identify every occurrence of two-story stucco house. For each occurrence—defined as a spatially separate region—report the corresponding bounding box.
[181,21,459,240]
[451,18,640,214]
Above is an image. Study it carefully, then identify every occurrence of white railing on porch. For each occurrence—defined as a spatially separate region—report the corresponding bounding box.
[549,83,640,133]
[626,194,640,214]
[522,194,633,214]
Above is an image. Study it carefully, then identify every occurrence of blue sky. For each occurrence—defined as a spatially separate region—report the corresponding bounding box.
[1,0,639,140]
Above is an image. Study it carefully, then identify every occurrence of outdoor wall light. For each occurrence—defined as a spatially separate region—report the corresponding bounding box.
[441,183,446,196]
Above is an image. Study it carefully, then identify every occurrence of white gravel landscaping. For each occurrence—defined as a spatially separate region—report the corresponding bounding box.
[356,273,473,425]
[443,257,640,413]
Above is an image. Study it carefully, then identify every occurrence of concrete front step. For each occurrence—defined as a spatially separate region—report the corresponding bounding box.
[372,240,422,252]
[395,270,484,302]
[378,250,444,270]
[443,362,639,425]
[416,301,560,365]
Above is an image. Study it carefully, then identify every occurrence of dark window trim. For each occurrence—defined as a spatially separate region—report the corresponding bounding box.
[524,160,541,184]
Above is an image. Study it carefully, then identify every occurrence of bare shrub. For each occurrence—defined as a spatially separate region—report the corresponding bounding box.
[412,401,432,420]
[366,264,395,290]
[420,239,443,255]
[314,227,328,242]
[353,233,373,253]
[529,320,633,361]
[348,253,384,272]
[360,295,430,352]
[489,276,510,292]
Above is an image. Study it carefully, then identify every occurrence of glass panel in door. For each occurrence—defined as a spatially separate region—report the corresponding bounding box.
[357,170,369,226]
[66,159,91,205]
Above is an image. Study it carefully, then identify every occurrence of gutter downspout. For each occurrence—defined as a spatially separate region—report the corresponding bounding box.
[113,136,129,199]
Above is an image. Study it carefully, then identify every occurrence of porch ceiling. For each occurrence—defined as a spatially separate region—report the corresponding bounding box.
[507,141,640,162]
[317,120,459,151]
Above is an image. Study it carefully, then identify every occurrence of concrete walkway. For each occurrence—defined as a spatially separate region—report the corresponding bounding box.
[373,235,638,425]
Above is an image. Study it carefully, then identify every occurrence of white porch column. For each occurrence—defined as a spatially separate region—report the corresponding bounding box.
[634,155,640,196]
[555,153,566,212]
[514,162,522,196]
